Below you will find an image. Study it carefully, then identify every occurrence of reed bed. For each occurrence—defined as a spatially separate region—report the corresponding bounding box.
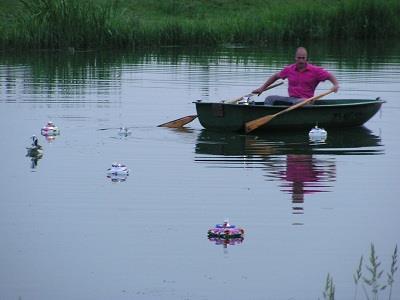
[0,0,399,50]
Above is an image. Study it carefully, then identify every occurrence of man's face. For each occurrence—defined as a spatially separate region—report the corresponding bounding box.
[295,50,308,69]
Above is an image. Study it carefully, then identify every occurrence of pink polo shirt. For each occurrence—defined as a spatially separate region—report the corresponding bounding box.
[278,63,330,98]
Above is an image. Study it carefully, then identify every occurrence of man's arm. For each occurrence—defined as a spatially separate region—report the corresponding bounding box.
[252,72,280,95]
[328,73,339,93]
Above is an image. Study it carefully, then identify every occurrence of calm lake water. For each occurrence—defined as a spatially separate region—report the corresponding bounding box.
[1,41,399,300]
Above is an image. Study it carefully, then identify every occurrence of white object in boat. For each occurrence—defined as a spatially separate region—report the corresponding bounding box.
[308,125,327,142]
[237,95,253,105]
[41,121,60,136]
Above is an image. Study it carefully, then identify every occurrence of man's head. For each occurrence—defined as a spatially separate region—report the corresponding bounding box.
[295,47,308,70]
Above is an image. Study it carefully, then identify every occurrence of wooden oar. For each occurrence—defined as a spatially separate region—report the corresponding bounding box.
[157,114,199,128]
[244,89,334,133]
[158,81,284,128]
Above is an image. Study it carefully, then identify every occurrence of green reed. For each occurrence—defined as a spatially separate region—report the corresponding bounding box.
[0,0,399,49]
[362,244,388,300]
[322,243,398,300]
[322,273,335,300]
[353,256,363,300]
[3,0,132,49]
[387,245,398,300]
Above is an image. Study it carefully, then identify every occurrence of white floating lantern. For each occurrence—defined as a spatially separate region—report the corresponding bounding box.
[107,163,130,176]
[41,121,60,136]
[308,125,327,142]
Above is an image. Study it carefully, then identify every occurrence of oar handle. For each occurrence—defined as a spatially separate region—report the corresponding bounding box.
[256,81,284,96]
[274,89,334,117]
[224,81,284,104]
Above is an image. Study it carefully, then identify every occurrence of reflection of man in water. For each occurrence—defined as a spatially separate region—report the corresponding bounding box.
[286,155,317,213]
[278,154,336,213]
[292,181,305,205]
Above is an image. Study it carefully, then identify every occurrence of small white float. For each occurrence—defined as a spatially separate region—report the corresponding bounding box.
[106,163,130,176]
[41,121,60,136]
[308,125,327,142]
[118,127,132,137]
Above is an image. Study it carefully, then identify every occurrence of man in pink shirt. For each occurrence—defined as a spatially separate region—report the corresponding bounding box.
[252,47,339,105]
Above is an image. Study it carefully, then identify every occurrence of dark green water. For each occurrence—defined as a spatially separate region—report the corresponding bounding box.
[1,41,399,299]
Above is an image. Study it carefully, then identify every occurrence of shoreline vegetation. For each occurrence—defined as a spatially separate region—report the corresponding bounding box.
[0,0,399,50]
[321,244,398,300]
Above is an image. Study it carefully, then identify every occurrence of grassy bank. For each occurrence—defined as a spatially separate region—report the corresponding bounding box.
[0,0,399,50]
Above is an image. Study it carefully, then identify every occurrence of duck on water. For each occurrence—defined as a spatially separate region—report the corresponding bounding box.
[26,135,43,157]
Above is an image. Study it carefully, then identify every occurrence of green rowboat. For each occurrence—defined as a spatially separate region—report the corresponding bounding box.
[194,98,384,132]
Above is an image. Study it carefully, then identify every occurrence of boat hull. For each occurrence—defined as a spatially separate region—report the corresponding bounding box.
[195,99,384,132]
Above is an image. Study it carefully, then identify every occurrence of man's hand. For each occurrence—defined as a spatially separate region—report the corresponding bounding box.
[332,84,339,93]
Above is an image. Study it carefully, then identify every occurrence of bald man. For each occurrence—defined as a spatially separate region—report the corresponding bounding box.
[252,47,339,105]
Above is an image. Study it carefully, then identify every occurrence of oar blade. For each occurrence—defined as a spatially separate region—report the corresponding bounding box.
[245,114,276,133]
[158,115,198,128]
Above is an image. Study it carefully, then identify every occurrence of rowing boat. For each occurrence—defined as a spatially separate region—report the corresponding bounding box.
[194,98,384,132]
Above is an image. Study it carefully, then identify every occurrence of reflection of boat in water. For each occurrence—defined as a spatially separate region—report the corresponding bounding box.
[195,126,383,217]
[195,126,383,157]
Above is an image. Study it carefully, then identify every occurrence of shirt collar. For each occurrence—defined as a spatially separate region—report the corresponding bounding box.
[293,62,309,72]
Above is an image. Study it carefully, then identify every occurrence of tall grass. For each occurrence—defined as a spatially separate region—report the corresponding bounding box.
[3,0,134,49]
[322,243,398,300]
[0,0,399,50]
[322,273,335,300]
